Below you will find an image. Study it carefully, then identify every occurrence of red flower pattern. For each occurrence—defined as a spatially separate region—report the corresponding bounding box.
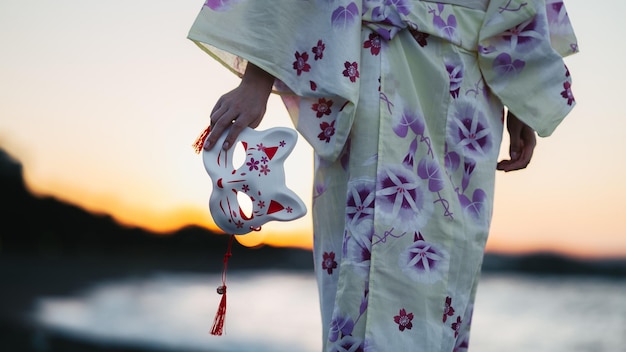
[443,296,455,323]
[318,121,336,143]
[312,39,325,60]
[394,308,414,331]
[342,61,359,82]
[560,81,575,105]
[451,316,462,337]
[293,51,311,76]
[363,32,382,55]
[322,251,338,274]
[312,98,334,118]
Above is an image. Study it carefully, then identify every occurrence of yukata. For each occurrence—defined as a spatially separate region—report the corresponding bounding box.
[188,0,578,351]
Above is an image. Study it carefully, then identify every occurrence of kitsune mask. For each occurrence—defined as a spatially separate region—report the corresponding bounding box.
[202,127,307,235]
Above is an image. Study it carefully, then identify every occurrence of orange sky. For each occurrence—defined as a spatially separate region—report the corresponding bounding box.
[1,1,625,259]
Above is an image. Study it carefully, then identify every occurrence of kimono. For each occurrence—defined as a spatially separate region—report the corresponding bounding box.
[188,1,578,351]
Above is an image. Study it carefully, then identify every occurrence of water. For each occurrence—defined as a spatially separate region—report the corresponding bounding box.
[33,271,626,352]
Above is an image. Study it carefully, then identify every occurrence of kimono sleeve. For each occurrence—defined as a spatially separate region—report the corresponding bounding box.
[478,0,578,137]
[187,1,363,161]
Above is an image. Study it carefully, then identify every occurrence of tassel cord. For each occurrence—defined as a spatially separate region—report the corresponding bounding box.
[210,234,235,336]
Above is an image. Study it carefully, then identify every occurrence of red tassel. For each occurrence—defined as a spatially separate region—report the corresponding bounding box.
[193,125,211,154]
[210,235,234,336]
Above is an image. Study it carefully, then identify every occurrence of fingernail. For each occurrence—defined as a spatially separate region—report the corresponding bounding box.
[222,141,230,150]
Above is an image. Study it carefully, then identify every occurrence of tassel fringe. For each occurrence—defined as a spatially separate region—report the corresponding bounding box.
[193,125,211,154]
[210,235,234,336]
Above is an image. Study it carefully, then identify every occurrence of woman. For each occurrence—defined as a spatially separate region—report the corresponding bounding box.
[189,1,578,350]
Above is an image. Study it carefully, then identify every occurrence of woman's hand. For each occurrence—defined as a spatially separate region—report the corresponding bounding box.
[497,112,537,172]
[204,63,274,151]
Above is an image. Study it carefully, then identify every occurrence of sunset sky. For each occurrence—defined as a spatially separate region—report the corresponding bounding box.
[1,1,624,258]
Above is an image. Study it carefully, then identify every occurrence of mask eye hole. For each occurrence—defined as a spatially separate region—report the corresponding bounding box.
[237,191,253,219]
[232,141,246,170]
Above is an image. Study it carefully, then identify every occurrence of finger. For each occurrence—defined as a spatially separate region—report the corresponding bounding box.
[222,118,248,150]
[205,111,236,150]
[508,130,523,162]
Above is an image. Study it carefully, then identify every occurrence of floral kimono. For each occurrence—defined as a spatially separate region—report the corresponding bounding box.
[188,0,578,351]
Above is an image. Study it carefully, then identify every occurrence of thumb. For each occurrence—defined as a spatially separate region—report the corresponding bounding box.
[506,113,523,160]
[509,133,523,161]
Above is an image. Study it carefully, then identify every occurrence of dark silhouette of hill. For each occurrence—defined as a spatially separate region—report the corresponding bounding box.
[0,147,313,270]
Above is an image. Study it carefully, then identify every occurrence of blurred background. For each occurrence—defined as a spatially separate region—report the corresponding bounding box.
[1,1,625,351]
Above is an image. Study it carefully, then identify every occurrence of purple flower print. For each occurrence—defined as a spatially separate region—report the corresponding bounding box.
[318,120,336,143]
[493,53,526,76]
[322,251,338,275]
[311,98,333,118]
[447,101,493,160]
[333,335,364,352]
[402,138,419,168]
[454,336,470,352]
[377,165,433,232]
[389,0,412,15]
[292,51,311,76]
[462,158,476,192]
[501,16,545,52]
[393,108,425,138]
[203,0,240,11]
[246,158,259,171]
[446,59,464,98]
[259,164,270,175]
[346,180,376,227]
[394,308,414,331]
[343,61,359,82]
[547,1,568,27]
[433,11,458,42]
[331,2,359,29]
[345,221,373,277]
[329,314,355,342]
[417,158,444,192]
[444,143,461,173]
[367,0,412,36]
[458,188,487,221]
[312,39,325,60]
[399,232,449,283]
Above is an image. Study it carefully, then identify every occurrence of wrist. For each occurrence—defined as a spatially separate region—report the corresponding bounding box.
[242,63,274,92]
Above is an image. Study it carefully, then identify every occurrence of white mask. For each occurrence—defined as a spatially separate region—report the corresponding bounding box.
[202,127,307,234]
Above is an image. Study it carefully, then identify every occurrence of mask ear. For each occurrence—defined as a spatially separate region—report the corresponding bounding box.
[202,126,307,234]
